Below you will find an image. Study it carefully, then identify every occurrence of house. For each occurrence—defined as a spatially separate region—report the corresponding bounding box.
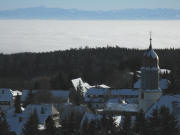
[71,78,110,96]
[6,104,60,135]
[24,104,60,127]
[85,88,108,109]
[0,88,14,112]
[84,87,140,109]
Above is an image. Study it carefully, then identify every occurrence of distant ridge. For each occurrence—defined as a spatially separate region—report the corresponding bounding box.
[0,7,180,20]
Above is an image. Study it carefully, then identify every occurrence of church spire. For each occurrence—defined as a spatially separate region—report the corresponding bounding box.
[149,31,152,49]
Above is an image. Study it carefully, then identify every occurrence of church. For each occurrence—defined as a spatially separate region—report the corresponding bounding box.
[81,35,180,127]
[138,34,162,112]
[102,35,163,114]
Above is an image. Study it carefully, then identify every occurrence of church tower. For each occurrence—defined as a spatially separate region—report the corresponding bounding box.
[138,33,162,112]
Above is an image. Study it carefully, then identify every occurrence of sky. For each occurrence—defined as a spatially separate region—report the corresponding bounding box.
[0,0,180,11]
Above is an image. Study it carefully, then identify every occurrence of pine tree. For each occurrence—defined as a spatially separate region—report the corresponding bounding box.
[148,106,178,135]
[100,114,117,135]
[0,113,10,135]
[23,109,39,135]
[148,108,161,135]
[69,81,84,105]
[14,94,22,113]
[159,106,178,135]
[61,112,77,135]
[24,90,34,107]
[121,114,132,135]
[133,109,147,135]
[45,116,57,135]
[76,81,84,105]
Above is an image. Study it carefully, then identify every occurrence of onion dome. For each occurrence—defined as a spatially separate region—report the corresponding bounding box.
[143,35,159,67]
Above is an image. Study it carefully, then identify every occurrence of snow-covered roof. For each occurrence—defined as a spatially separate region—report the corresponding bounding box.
[86,88,108,96]
[106,98,128,104]
[105,103,138,113]
[98,84,110,89]
[24,104,59,122]
[146,95,180,117]
[51,90,69,99]
[6,108,27,135]
[56,104,86,121]
[111,89,139,96]
[134,79,141,89]
[71,78,88,94]
[12,90,22,97]
[71,78,110,95]
[159,69,171,74]
[6,104,59,135]
[144,47,158,59]
[106,98,120,104]
[0,88,13,101]
[113,116,122,127]
[21,90,36,101]
[85,97,105,103]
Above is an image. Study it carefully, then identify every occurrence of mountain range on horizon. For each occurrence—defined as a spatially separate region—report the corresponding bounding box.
[0,7,180,20]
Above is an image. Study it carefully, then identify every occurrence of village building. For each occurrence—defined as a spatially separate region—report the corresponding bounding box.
[83,35,180,123]
[0,88,21,112]
[0,88,14,112]
[6,104,60,135]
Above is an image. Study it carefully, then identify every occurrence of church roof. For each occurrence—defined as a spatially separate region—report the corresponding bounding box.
[146,47,158,59]
[143,34,159,67]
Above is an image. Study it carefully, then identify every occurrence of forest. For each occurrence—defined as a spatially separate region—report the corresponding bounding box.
[0,46,180,91]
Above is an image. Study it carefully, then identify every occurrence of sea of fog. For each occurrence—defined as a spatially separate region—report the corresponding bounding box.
[0,20,180,54]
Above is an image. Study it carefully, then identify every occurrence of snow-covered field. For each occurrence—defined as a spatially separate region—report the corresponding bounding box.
[0,20,180,53]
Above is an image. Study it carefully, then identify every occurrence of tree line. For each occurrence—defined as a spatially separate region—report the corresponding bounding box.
[1,106,178,135]
[0,47,180,91]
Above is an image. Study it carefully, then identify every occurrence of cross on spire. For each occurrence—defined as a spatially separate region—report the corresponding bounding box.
[149,31,152,49]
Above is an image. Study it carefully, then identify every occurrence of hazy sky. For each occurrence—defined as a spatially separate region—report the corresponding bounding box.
[0,0,180,10]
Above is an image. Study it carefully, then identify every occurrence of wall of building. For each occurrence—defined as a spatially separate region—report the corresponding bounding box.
[138,90,162,112]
